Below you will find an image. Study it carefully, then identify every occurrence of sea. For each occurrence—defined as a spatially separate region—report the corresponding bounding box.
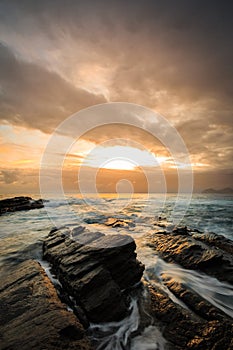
[0,193,233,350]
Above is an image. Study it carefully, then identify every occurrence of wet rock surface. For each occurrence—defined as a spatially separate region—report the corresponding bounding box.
[143,227,233,349]
[146,284,233,350]
[146,227,233,284]
[0,196,44,215]
[104,217,135,228]
[2,221,232,350]
[84,216,135,229]
[43,226,145,323]
[0,260,92,350]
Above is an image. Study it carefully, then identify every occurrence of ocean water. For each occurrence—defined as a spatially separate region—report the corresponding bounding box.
[0,193,233,349]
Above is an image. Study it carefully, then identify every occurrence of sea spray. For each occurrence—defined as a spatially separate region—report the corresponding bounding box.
[89,298,166,350]
[138,246,233,318]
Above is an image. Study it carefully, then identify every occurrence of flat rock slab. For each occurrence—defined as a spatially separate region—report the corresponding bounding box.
[0,260,92,350]
[43,226,144,323]
[0,196,44,215]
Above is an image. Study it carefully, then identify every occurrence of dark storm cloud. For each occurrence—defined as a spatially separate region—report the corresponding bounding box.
[1,0,233,106]
[0,43,106,133]
[107,1,233,106]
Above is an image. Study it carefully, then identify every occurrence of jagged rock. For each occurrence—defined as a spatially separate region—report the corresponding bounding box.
[172,226,190,236]
[0,260,92,350]
[161,274,231,323]
[43,226,144,323]
[146,284,233,350]
[84,216,135,228]
[146,228,233,284]
[104,217,135,228]
[0,196,44,215]
[191,232,233,255]
[141,228,233,348]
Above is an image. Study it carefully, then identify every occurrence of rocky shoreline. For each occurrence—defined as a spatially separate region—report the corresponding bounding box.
[0,196,44,215]
[0,200,233,350]
[142,227,233,349]
[146,226,233,284]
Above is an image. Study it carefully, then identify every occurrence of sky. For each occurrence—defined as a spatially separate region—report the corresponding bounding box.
[0,0,233,193]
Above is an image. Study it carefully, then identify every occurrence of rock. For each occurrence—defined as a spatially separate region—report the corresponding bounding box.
[202,187,233,194]
[141,228,233,348]
[172,226,190,236]
[83,216,135,228]
[43,226,144,323]
[0,196,44,215]
[145,284,233,350]
[0,260,92,350]
[146,228,233,284]
[161,274,231,323]
[155,222,167,228]
[104,217,135,228]
[191,232,233,255]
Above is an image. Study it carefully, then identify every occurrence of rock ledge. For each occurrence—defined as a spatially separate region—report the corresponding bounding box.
[0,260,92,350]
[43,226,145,323]
[0,196,44,215]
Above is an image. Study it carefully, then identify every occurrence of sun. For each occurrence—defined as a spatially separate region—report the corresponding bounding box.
[81,145,163,170]
[101,159,136,170]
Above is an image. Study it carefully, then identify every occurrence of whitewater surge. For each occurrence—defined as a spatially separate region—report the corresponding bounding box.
[89,297,166,350]
[87,243,233,350]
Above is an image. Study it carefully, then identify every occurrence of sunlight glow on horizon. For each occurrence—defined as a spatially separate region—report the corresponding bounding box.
[81,145,167,170]
[101,159,136,170]
[0,124,211,174]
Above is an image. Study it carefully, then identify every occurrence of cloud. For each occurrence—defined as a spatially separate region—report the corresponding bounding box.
[0,168,41,193]
[0,43,106,133]
[1,0,233,108]
[0,0,232,178]
[1,170,19,184]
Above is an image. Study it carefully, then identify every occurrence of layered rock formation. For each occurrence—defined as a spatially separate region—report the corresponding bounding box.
[0,260,92,350]
[43,226,145,323]
[147,283,232,350]
[0,196,44,215]
[147,227,233,284]
[2,220,232,349]
[143,227,233,349]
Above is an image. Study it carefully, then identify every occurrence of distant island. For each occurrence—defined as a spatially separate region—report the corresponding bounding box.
[202,187,233,194]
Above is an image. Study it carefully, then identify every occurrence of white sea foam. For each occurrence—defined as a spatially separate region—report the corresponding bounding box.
[89,298,166,350]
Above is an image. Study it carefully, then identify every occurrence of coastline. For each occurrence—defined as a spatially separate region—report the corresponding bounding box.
[0,196,232,349]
